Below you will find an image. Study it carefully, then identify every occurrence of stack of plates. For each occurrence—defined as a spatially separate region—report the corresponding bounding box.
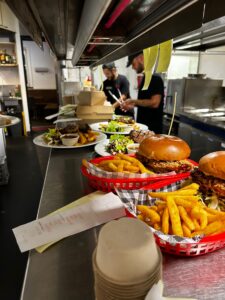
[93,218,162,300]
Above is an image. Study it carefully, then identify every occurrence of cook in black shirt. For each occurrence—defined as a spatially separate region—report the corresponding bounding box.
[121,53,164,133]
[102,62,134,117]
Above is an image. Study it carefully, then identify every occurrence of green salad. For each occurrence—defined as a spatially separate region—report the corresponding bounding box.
[99,121,125,132]
[105,134,133,155]
[43,128,61,145]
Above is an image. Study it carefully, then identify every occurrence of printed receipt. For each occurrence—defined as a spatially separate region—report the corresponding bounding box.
[13,192,126,252]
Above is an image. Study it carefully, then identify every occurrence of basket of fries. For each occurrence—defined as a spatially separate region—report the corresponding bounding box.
[117,177,225,256]
[81,154,196,192]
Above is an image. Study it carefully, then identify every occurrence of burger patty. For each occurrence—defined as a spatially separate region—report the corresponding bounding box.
[137,153,193,173]
[129,130,155,144]
[191,169,225,197]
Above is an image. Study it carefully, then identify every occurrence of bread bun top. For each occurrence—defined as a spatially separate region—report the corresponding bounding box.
[137,134,191,161]
[199,151,225,180]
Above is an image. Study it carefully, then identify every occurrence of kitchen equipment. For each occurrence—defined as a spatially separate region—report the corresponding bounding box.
[188,73,206,79]
[108,90,123,105]
[165,78,223,114]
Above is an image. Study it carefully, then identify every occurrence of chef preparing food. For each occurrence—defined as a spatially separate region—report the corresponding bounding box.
[102,62,134,117]
[121,52,164,133]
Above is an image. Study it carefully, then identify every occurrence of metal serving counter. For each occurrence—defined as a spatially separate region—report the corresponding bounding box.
[21,147,225,300]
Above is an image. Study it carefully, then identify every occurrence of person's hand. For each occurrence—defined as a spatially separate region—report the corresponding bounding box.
[120,99,136,112]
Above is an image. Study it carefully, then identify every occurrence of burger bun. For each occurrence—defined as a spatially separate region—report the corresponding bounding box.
[199,151,225,180]
[137,134,191,161]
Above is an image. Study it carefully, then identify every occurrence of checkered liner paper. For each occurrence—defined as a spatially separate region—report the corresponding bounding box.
[116,179,202,244]
[86,161,176,179]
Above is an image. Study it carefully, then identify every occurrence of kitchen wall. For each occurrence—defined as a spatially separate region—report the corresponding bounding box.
[167,51,199,79]
[23,41,57,89]
[198,46,225,86]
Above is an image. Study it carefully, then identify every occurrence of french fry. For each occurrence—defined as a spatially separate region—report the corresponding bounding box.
[135,181,225,238]
[117,162,124,172]
[191,207,208,230]
[87,134,96,142]
[162,207,169,234]
[137,214,144,221]
[167,196,183,237]
[182,223,192,238]
[169,222,173,235]
[207,213,218,223]
[79,132,86,144]
[173,195,200,202]
[82,159,88,168]
[204,221,223,235]
[211,229,225,235]
[124,165,140,173]
[157,203,167,211]
[180,183,199,190]
[116,154,154,174]
[149,190,197,200]
[108,162,118,172]
[135,161,154,174]
[153,223,161,231]
[149,206,158,211]
[178,206,195,231]
[136,205,160,223]
[158,210,164,217]
[192,218,201,231]
[204,207,225,217]
[174,197,197,208]
[98,159,123,166]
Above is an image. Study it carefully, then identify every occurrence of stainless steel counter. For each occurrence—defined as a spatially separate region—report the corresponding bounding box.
[21,147,225,300]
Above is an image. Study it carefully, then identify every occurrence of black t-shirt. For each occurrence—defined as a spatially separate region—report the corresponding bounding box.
[137,74,164,133]
[103,74,134,116]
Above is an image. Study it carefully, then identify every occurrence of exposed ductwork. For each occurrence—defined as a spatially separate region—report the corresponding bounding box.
[5,0,225,66]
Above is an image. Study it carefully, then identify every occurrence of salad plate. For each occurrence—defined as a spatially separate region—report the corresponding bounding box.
[0,115,20,128]
[94,139,110,156]
[90,121,148,134]
[33,131,106,149]
[95,134,135,156]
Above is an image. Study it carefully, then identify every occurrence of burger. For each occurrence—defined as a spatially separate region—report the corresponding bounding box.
[191,151,225,210]
[136,134,193,173]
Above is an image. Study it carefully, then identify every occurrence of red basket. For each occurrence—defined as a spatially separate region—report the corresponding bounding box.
[125,178,225,256]
[81,155,195,192]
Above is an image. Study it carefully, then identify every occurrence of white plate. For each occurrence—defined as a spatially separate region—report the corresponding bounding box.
[90,122,148,134]
[95,139,111,156]
[0,115,20,128]
[33,131,107,149]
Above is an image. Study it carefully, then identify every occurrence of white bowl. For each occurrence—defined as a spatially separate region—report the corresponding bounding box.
[127,143,140,154]
[60,134,79,146]
[96,218,159,283]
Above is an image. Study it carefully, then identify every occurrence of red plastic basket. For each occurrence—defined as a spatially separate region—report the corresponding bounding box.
[125,179,225,256]
[81,155,195,192]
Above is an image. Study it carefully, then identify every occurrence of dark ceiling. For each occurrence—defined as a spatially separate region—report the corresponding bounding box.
[5,0,225,66]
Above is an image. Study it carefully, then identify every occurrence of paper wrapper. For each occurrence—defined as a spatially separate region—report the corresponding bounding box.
[116,179,203,245]
[86,161,176,179]
[156,40,173,73]
[142,45,159,90]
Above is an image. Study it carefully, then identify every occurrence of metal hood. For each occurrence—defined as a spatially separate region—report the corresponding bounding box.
[5,0,225,66]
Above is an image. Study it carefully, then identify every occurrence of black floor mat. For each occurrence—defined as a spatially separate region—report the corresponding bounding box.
[0,136,49,300]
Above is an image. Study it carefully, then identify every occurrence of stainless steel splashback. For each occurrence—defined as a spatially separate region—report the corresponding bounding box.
[165,78,223,114]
